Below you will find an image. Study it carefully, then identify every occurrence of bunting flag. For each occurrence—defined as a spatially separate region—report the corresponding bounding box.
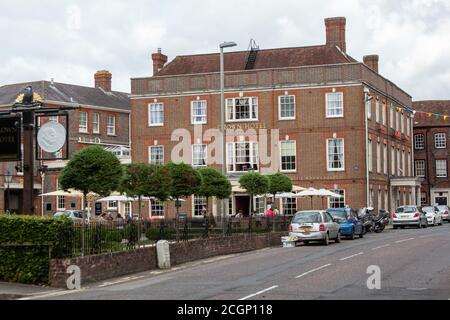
[387,103,450,122]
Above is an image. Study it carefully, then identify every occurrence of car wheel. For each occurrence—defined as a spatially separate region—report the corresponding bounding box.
[349,230,355,240]
[323,234,329,246]
[423,221,428,228]
[417,222,422,229]
[438,218,443,226]
[335,232,341,243]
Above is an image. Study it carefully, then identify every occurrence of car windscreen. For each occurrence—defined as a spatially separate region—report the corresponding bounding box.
[422,207,435,213]
[396,207,416,213]
[437,206,448,211]
[292,212,322,224]
[54,212,69,217]
[328,211,347,223]
[73,212,83,218]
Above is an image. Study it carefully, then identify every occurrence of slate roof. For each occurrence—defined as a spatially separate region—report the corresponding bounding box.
[0,81,129,111]
[155,45,358,77]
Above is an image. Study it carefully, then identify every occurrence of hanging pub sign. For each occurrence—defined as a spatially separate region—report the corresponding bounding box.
[35,113,70,161]
[0,116,21,162]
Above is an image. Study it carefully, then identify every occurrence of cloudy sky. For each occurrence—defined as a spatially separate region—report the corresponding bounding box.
[0,0,449,101]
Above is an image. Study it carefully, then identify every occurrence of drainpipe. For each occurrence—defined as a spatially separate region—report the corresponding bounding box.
[364,87,372,207]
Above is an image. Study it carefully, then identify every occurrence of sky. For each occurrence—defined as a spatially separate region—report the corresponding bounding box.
[0,0,449,101]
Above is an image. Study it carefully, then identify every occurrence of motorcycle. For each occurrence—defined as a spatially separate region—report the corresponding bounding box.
[357,207,375,233]
[372,210,390,233]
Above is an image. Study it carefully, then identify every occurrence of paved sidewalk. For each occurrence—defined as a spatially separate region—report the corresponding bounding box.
[0,281,61,300]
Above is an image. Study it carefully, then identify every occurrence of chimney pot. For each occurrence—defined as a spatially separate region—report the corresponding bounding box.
[363,55,379,73]
[325,17,347,53]
[95,70,112,91]
[152,48,168,76]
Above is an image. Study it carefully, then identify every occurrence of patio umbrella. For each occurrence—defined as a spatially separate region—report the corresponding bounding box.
[296,188,321,209]
[317,189,343,208]
[292,185,306,192]
[39,189,97,197]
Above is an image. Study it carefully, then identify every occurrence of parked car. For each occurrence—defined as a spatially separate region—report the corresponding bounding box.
[436,205,450,222]
[289,210,341,246]
[327,208,364,240]
[54,210,85,222]
[392,206,427,229]
[422,206,443,226]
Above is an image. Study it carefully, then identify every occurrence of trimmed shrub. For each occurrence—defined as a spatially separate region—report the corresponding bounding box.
[0,215,72,285]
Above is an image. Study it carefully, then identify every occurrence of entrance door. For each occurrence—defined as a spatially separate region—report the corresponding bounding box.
[235,196,250,217]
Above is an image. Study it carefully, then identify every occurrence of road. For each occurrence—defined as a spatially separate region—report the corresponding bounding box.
[25,223,450,300]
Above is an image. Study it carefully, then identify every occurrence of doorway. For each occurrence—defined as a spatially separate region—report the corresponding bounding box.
[235,195,251,217]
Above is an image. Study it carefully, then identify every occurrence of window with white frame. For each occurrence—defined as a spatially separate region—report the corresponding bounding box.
[79,111,88,133]
[149,146,164,165]
[435,133,446,149]
[327,139,345,171]
[108,200,118,210]
[193,196,207,217]
[415,160,425,177]
[397,149,401,176]
[391,146,395,175]
[191,100,207,124]
[377,142,381,173]
[93,113,100,134]
[150,199,165,218]
[227,142,259,172]
[149,103,164,126]
[107,115,116,135]
[389,107,394,128]
[192,144,207,167]
[255,197,265,215]
[366,99,372,120]
[383,143,388,175]
[326,92,344,118]
[414,134,425,150]
[436,159,447,178]
[279,95,295,119]
[280,141,296,172]
[282,198,297,215]
[382,102,386,126]
[57,196,65,210]
[329,189,345,208]
[368,139,373,172]
[375,100,380,123]
[226,97,258,121]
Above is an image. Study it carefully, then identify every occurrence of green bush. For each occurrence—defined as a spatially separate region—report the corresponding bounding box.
[0,215,72,285]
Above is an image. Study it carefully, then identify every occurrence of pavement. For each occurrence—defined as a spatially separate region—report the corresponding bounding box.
[3,222,450,300]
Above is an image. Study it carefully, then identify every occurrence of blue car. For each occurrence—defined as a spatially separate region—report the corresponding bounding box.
[327,208,364,240]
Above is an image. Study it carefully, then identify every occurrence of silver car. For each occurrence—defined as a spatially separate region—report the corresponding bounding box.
[392,206,427,229]
[54,210,85,222]
[289,210,341,246]
[436,205,450,222]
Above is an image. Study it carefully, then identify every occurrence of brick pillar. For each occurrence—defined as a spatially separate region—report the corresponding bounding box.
[363,55,379,73]
[325,17,346,53]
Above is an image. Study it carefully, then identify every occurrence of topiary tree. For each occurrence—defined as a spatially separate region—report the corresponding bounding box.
[59,146,122,219]
[239,173,269,216]
[268,172,293,208]
[119,163,172,219]
[198,168,232,223]
[165,162,202,241]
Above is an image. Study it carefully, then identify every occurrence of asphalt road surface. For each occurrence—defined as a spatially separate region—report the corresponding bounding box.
[24,223,450,300]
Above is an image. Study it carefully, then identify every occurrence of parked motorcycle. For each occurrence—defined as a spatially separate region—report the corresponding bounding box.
[357,207,375,233]
[372,209,390,233]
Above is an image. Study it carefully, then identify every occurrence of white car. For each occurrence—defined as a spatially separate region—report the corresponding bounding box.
[436,205,450,222]
[393,206,428,229]
[289,210,341,246]
[422,206,443,226]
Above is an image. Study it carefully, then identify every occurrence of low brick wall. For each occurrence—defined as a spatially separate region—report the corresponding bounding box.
[169,232,286,266]
[49,246,157,288]
[48,232,286,288]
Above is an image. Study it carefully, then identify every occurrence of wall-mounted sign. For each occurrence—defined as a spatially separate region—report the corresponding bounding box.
[223,122,267,131]
[0,117,21,161]
[37,121,67,153]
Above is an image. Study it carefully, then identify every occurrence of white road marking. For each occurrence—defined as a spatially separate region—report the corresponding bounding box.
[238,285,279,301]
[295,264,332,279]
[98,276,145,288]
[340,252,364,261]
[372,244,390,250]
[18,289,85,300]
[395,238,415,243]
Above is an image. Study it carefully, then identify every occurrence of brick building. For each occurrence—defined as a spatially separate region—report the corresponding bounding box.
[413,100,450,206]
[130,17,420,220]
[0,71,130,215]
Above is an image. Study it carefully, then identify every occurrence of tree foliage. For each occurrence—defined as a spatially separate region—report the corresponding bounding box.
[59,146,122,197]
[268,172,293,196]
[198,168,231,200]
[166,162,202,198]
[239,173,269,196]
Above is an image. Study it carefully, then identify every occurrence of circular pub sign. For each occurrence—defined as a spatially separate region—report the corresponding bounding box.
[37,121,67,153]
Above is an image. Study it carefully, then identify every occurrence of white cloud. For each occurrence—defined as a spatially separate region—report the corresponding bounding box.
[0,0,449,100]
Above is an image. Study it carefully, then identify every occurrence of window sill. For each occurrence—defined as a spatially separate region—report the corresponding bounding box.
[149,124,164,127]
[107,134,118,137]
[325,115,344,119]
[79,130,88,134]
[281,170,297,174]
[191,122,207,126]
[226,119,259,123]
[327,169,345,172]
[279,117,296,121]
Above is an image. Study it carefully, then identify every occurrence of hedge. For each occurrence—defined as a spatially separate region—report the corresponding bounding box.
[0,215,72,285]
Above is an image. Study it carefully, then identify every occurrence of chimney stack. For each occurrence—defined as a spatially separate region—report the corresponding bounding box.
[363,55,379,73]
[152,48,168,76]
[95,70,112,91]
[325,17,346,53]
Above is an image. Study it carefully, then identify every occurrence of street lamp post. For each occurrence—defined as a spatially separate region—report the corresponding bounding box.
[5,170,13,214]
[220,41,237,236]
